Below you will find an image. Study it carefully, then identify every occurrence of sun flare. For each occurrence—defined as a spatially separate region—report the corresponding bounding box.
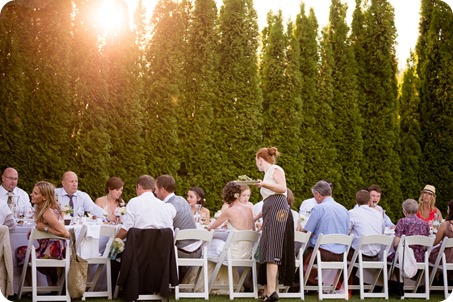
[94,0,128,33]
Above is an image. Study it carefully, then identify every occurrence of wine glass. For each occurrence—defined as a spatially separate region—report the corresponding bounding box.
[114,207,122,224]
[200,212,207,225]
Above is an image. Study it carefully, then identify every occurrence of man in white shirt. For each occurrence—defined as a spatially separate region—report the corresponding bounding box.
[368,184,395,228]
[298,197,317,227]
[116,175,176,240]
[55,171,105,217]
[348,189,385,258]
[0,167,32,213]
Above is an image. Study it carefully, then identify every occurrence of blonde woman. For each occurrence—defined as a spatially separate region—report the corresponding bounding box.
[16,181,69,285]
[416,184,442,223]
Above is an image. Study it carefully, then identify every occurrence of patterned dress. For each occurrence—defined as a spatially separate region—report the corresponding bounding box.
[16,208,66,265]
[394,214,430,262]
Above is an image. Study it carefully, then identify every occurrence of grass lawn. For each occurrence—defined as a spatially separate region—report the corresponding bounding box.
[12,291,448,301]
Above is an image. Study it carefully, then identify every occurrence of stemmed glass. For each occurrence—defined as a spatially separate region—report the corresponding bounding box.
[114,207,122,224]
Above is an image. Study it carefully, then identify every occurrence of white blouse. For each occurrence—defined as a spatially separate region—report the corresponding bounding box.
[260,164,287,200]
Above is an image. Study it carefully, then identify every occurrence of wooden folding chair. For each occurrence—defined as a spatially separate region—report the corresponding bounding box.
[429,237,453,299]
[174,228,213,300]
[76,224,117,300]
[303,233,353,300]
[388,235,434,299]
[18,228,70,301]
[347,234,393,299]
[208,230,260,299]
[278,231,311,299]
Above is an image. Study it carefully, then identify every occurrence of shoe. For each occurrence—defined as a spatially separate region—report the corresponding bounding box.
[263,291,279,301]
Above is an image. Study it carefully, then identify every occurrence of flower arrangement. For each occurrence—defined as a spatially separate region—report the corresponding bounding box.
[109,238,125,260]
[119,206,126,215]
[234,193,239,199]
[61,205,73,216]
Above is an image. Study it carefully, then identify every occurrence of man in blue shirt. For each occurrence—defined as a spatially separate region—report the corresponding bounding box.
[302,180,349,285]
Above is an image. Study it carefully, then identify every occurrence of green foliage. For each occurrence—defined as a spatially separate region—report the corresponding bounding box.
[326,0,363,209]
[294,6,322,203]
[418,0,453,214]
[399,52,423,200]
[214,0,263,208]
[260,13,304,203]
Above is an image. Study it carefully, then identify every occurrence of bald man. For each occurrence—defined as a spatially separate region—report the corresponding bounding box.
[0,167,32,213]
[55,171,106,218]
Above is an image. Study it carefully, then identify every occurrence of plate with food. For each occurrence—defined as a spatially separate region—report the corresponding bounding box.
[233,175,260,185]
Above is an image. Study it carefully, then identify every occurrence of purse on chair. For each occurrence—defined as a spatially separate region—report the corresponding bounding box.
[68,228,88,299]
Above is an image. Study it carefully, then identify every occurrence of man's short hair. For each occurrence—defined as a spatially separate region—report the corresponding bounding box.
[356,190,370,206]
[402,199,418,214]
[155,175,176,193]
[137,175,154,191]
[368,184,381,193]
[311,180,332,197]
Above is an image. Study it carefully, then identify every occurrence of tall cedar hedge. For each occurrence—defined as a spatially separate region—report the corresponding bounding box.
[0,0,451,219]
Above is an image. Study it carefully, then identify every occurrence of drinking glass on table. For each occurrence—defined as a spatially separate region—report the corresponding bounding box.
[200,212,207,225]
[114,207,122,224]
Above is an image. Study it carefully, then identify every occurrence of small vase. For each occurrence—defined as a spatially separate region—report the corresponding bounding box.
[109,249,118,260]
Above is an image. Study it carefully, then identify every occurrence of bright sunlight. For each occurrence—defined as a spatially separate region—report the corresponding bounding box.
[92,0,128,34]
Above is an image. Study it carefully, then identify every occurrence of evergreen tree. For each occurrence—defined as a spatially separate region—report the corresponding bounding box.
[317,27,340,192]
[71,0,112,197]
[260,12,304,203]
[178,0,219,208]
[351,0,402,221]
[14,1,74,188]
[294,6,321,200]
[101,1,147,200]
[143,0,185,179]
[417,0,453,213]
[399,52,422,200]
[326,0,363,208]
[0,4,28,185]
[214,0,262,207]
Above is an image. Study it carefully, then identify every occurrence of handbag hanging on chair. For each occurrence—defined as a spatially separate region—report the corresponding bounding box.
[67,228,88,299]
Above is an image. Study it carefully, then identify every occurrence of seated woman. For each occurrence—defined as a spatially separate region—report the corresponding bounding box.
[95,176,126,222]
[182,182,254,293]
[430,200,453,265]
[392,199,430,262]
[186,186,210,224]
[220,184,253,215]
[16,181,70,285]
[416,184,443,224]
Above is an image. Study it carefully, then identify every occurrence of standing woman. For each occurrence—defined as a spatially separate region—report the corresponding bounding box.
[254,147,294,301]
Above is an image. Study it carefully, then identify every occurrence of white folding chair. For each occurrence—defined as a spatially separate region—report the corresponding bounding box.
[278,231,311,299]
[429,237,453,299]
[347,234,393,299]
[208,230,260,299]
[388,235,434,299]
[76,224,117,300]
[174,228,213,300]
[304,233,353,300]
[18,228,70,301]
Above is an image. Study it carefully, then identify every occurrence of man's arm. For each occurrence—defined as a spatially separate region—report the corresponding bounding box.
[116,228,128,240]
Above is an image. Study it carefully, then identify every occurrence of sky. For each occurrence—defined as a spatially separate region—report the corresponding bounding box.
[1,0,452,67]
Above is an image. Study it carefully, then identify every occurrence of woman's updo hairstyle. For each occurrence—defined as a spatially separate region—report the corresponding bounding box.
[189,186,206,206]
[223,182,242,205]
[256,147,281,164]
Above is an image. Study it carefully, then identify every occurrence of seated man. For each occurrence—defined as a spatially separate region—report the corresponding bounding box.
[116,175,176,240]
[154,174,200,281]
[368,184,395,228]
[349,189,385,259]
[0,167,33,213]
[302,180,349,285]
[55,171,105,217]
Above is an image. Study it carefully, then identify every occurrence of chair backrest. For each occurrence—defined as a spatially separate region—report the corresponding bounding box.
[100,225,118,257]
[222,230,260,263]
[174,228,213,243]
[294,231,311,258]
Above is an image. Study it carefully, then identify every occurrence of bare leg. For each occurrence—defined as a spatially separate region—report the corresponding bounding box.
[266,263,278,296]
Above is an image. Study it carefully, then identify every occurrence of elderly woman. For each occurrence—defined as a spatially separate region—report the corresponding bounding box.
[416,184,443,223]
[393,199,430,262]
